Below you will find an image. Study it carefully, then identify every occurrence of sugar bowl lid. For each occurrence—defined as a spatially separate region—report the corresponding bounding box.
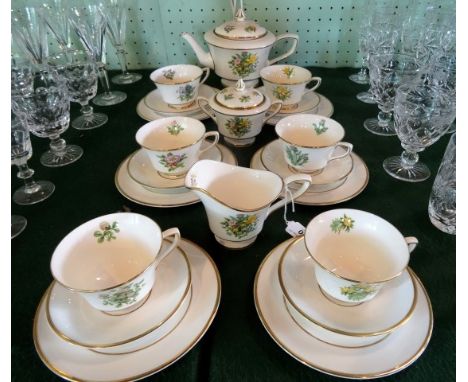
[214,8,267,40]
[214,79,266,110]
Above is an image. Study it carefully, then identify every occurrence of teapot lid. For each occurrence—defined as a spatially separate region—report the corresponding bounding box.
[214,8,267,40]
[215,79,265,109]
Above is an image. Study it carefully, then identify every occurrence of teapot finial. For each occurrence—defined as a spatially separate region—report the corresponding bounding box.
[235,7,246,21]
[235,78,246,92]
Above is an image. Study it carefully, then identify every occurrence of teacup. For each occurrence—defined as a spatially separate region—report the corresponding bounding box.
[275,114,353,173]
[304,209,418,305]
[150,64,210,109]
[50,213,180,313]
[135,117,219,179]
[260,65,321,110]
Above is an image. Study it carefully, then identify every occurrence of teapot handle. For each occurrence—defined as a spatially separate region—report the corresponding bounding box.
[197,97,217,123]
[266,174,312,217]
[264,101,283,124]
[268,33,299,66]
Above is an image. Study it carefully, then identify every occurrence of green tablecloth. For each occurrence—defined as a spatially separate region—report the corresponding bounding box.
[11,68,455,381]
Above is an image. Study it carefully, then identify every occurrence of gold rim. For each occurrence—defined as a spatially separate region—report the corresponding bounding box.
[214,94,266,111]
[261,75,313,86]
[46,242,192,348]
[33,238,222,382]
[137,129,206,152]
[136,100,211,123]
[151,70,203,85]
[213,29,268,40]
[278,237,418,337]
[253,239,434,379]
[275,129,345,149]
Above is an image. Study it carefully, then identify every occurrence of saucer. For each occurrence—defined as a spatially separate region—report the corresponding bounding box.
[34,238,221,381]
[115,143,237,208]
[278,237,417,346]
[257,86,320,114]
[46,241,191,349]
[251,148,369,206]
[137,99,210,122]
[261,139,354,193]
[144,84,218,115]
[127,143,222,193]
[254,238,433,379]
[264,93,334,125]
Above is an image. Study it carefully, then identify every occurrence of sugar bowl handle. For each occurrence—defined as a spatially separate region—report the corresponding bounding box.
[197,97,217,123]
[264,102,283,124]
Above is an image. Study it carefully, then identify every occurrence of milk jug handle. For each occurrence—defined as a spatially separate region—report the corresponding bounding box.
[266,174,312,217]
[405,236,418,253]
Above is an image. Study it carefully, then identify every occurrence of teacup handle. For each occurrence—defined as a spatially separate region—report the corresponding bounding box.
[264,101,283,124]
[405,237,419,253]
[329,142,353,162]
[304,77,322,94]
[155,228,181,266]
[267,33,299,65]
[266,174,312,217]
[197,96,217,123]
[200,67,210,85]
[199,131,220,154]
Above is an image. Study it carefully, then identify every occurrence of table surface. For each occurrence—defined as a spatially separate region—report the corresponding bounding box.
[11,68,455,382]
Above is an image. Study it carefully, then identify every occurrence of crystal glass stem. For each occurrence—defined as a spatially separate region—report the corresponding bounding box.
[377,111,392,127]
[93,63,127,106]
[98,64,113,97]
[16,163,40,194]
[116,47,129,75]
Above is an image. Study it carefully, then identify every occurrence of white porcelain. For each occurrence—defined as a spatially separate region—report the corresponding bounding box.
[279,237,417,348]
[198,79,282,147]
[260,65,321,110]
[258,86,320,114]
[264,93,334,125]
[135,117,219,178]
[34,239,221,381]
[276,114,353,173]
[181,7,298,83]
[137,98,210,122]
[150,65,210,109]
[144,84,218,115]
[261,139,353,193]
[47,241,190,349]
[50,213,180,313]
[115,144,237,208]
[305,209,418,304]
[127,143,222,194]
[184,160,311,248]
[254,238,433,379]
[251,149,369,206]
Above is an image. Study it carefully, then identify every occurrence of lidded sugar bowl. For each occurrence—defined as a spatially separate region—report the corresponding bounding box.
[181,4,299,87]
[197,79,282,147]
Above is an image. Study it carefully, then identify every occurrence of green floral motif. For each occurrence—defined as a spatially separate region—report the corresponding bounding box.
[273,85,292,101]
[286,145,308,166]
[177,84,195,102]
[225,117,252,137]
[245,25,257,32]
[166,120,184,135]
[282,66,295,78]
[224,25,235,33]
[163,69,175,80]
[239,95,251,103]
[340,283,377,301]
[228,52,258,77]
[94,221,120,243]
[158,152,187,172]
[330,214,355,234]
[99,279,145,308]
[313,119,328,135]
[224,93,234,101]
[221,214,257,239]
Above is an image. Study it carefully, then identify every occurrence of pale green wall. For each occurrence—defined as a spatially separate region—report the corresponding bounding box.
[11,0,455,69]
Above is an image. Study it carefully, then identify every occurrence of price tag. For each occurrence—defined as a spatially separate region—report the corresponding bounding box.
[285,221,306,237]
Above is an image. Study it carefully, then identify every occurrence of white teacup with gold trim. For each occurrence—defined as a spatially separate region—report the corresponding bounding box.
[304,209,418,305]
[150,64,210,109]
[260,65,321,110]
[135,117,219,179]
[275,114,353,173]
[50,213,180,314]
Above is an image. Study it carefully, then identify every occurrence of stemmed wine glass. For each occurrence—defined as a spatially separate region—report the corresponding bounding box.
[383,82,456,182]
[12,68,83,167]
[69,2,127,106]
[101,0,142,85]
[364,53,419,136]
[11,117,55,205]
[349,24,370,85]
[40,0,73,51]
[48,50,108,130]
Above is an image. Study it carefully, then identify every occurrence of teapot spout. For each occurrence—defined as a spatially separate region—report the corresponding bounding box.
[180,32,214,69]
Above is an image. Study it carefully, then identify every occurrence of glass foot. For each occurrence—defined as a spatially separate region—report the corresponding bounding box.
[72,112,108,130]
[13,180,55,205]
[40,144,83,167]
[356,91,376,104]
[446,121,456,134]
[93,91,127,106]
[363,118,396,136]
[349,73,369,85]
[383,156,431,182]
[111,72,142,85]
[11,215,27,239]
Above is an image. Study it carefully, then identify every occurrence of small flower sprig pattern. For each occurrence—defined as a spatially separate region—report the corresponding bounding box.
[330,214,355,233]
[94,221,120,243]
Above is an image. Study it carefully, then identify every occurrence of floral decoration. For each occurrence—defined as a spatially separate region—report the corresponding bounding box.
[225,117,252,137]
[286,145,308,166]
[273,85,292,101]
[221,214,258,239]
[99,279,145,308]
[228,52,258,77]
[282,67,295,78]
[177,84,195,102]
[166,120,184,135]
[313,119,328,135]
[340,283,377,301]
[163,69,175,80]
[158,152,187,172]
[330,214,355,233]
[94,221,120,243]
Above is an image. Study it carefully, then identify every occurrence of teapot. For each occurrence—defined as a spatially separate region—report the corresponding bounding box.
[185,160,311,249]
[181,1,299,87]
